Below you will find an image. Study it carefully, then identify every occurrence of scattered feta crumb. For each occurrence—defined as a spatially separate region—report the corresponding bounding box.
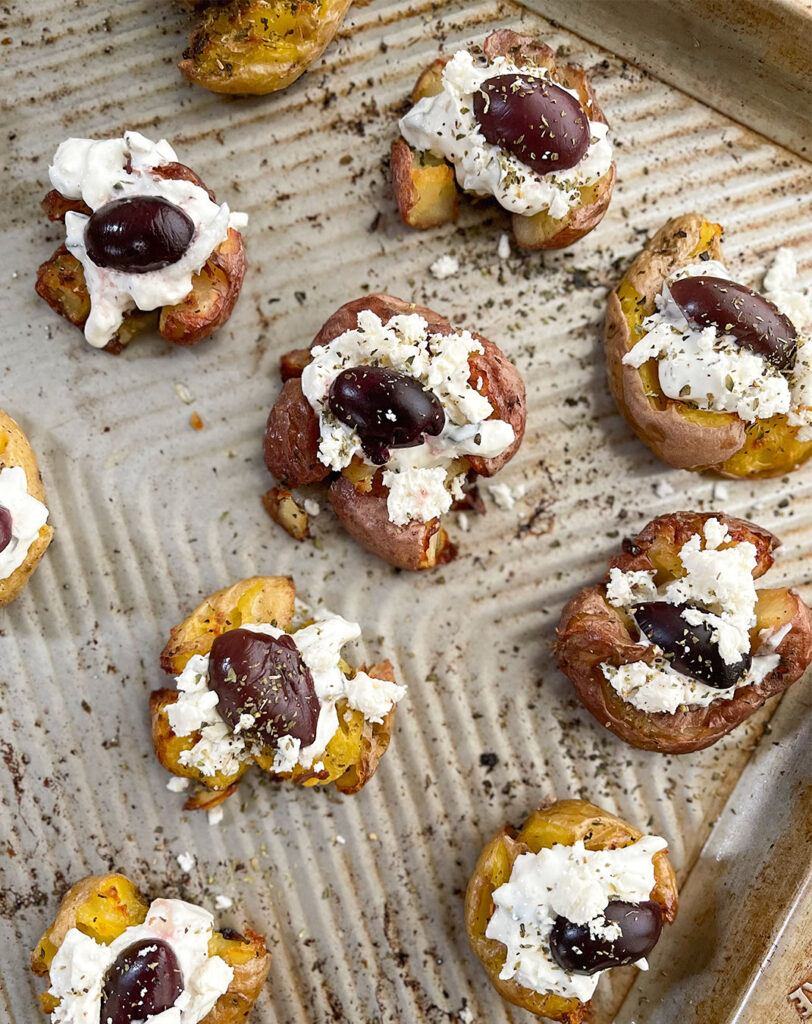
[335,835,346,845]
[177,851,196,873]
[488,481,524,510]
[712,481,730,502]
[654,479,675,498]
[457,511,470,532]
[208,805,225,826]
[303,498,321,517]
[497,234,511,260]
[174,381,194,404]
[459,1007,475,1024]
[430,253,459,280]
[166,776,190,792]
[214,894,233,911]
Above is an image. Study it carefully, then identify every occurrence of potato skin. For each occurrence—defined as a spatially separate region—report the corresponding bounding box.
[556,512,812,753]
[180,0,352,95]
[0,411,53,606]
[31,872,270,1023]
[263,379,328,487]
[393,29,615,250]
[465,800,678,1021]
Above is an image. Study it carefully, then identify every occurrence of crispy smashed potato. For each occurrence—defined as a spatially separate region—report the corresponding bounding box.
[180,0,353,95]
[465,800,678,1022]
[31,873,270,1022]
[605,212,812,476]
[152,576,399,804]
[556,512,812,753]
[262,485,310,540]
[263,293,525,569]
[36,164,246,354]
[0,410,53,606]
[392,30,615,250]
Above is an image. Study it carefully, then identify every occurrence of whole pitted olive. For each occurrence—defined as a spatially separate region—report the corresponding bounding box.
[99,939,184,1024]
[549,899,663,975]
[327,365,445,465]
[670,276,797,371]
[634,601,751,689]
[0,506,12,553]
[85,196,195,274]
[473,74,590,175]
[208,628,320,748]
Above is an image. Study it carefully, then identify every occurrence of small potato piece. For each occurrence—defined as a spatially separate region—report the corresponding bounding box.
[465,800,678,1021]
[180,0,353,95]
[262,485,309,541]
[0,410,53,606]
[391,140,458,230]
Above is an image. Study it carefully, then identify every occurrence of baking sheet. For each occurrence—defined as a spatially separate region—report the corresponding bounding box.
[1,1,811,1022]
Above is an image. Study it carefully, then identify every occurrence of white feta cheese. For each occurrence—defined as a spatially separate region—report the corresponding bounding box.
[177,851,196,873]
[344,670,407,723]
[382,465,451,525]
[497,233,511,260]
[0,466,49,582]
[214,894,233,910]
[207,805,224,826]
[430,253,460,279]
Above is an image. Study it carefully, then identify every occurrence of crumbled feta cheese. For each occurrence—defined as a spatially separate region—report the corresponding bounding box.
[214,894,233,910]
[488,480,524,509]
[497,233,511,260]
[430,253,460,279]
[303,498,321,516]
[208,805,224,826]
[344,670,407,723]
[272,735,302,774]
[166,776,190,793]
[177,851,196,873]
[654,478,675,498]
[382,465,452,526]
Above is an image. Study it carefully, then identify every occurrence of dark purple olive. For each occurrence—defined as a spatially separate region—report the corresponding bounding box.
[327,366,445,465]
[85,196,195,274]
[549,900,663,975]
[0,505,12,553]
[670,276,797,371]
[99,939,183,1024]
[634,601,750,689]
[208,629,319,748]
[473,74,590,175]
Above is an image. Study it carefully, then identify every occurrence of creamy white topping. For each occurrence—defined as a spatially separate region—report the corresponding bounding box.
[47,898,233,1024]
[300,309,514,526]
[601,518,784,714]
[0,466,49,582]
[49,131,247,348]
[486,836,667,1001]
[622,253,812,431]
[399,50,613,219]
[167,615,406,778]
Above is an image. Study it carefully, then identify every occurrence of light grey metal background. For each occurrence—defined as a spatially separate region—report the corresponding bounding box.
[0,2,810,1022]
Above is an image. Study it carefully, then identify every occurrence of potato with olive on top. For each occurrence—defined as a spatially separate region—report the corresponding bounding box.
[263,293,526,569]
[606,212,812,477]
[466,799,678,1022]
[180,0,352,95]
[31,872,270,1023]
[151,575,405,809]
[556,511,812,753]
[392,29,615,249]
[36,131,247,354]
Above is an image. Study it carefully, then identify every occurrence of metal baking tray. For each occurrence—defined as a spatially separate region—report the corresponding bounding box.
[1,1,810,1021]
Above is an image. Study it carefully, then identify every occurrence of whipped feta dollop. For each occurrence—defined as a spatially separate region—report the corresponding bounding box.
[601,518,786,714]
[486,835,667,1001]
[48,131,247,348]
[622,253,812,432]
[0,466,49,581]
[399,50,613,219]
[300,309,514,526]
[47,898,233,1024]
[167,614,406,778]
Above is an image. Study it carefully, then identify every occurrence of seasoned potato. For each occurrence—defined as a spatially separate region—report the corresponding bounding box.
[180,0,353,95]
[31,872,270,1023]
[465,800,678,1022]
[393,29,615,250]
[152,576,400,805]
[556,512,812,753]
[263,293,526,569]
[605,212,812,476]
[0,410,53,606]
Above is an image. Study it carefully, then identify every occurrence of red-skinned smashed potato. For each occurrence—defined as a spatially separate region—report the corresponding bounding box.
[36,163,246,354]
[263,293,526,569]
[556,512,812,753]
[392,29,615,250]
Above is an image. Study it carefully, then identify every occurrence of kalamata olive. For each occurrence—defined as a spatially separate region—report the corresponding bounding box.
[0,506,12,553]
[99,939,183,1024]
[550,899,663,974]
[85,196,195,274]
[634,601,751,689]
[327,366,445,465]
[670,276,797,371]
[208,629,319,748]
[473,74,590,175]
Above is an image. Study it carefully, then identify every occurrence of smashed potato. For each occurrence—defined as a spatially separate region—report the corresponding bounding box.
[392,30,615,250]
[605,212,812,476]
[0,410,53,606]
[151,576,399,805]
[263,293,526,569]
[31,873,270,1023]
[556,512,812,753]
[180,0,353,95]
[465,800,678,1022]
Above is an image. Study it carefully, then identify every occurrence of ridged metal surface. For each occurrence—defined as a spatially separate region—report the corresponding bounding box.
[0,1,810,1022]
